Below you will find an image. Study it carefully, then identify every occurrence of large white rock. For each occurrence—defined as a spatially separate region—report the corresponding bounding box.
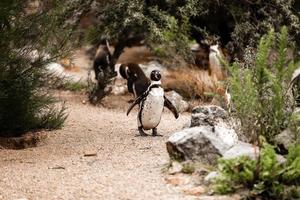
[191,105,228,127]
[111,85,127,95]
[191,105,238,143]
[223,141,259,160]
[46,62,86,83]
[167,105,239,164]
[165,91,189,113]
[167,126,238,165]
[46,62,65,76]
[167,105,287,167]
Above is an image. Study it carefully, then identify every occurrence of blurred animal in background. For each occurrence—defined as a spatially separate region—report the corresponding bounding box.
[127,70,179,136]
[93,39,112,80]
[191,42,210,70]
[119,63,150,98]
[211,84,231,111]
[208,44,230,109]
[209,44,227,81]
[191,41,227,81]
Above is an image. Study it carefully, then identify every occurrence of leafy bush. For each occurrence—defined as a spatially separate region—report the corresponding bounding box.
[288,112,300,145]
[213,144,300,199]
[212,26,300,200]
[228,27,298,143]
[0,0,78,137]
[190,0,300,59]
[82,0,300,60]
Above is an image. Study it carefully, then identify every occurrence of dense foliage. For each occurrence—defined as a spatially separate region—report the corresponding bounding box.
[0,0,82,136]
[229,27,298,144]
[73,0,300,101]
[190,0,300,59]
[214,26,300,200]
[82,0,300,60]
[213,144,300,199]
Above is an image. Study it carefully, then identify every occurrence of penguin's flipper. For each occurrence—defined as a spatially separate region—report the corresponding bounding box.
[126,93,145,116]
[164,96,179,119]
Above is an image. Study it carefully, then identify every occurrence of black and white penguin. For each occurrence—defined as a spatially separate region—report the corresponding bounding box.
[209,44,226,80]
[93,39,112,80]
[126,70,179,136]
[119,63,151,98]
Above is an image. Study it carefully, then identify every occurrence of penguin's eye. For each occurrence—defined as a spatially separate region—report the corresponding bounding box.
[154,73,161,80]
[133,74,138,80]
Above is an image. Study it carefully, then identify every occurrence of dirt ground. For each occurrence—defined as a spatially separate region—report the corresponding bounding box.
[0,92,194,200]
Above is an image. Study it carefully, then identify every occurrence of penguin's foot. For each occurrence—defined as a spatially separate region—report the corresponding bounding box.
[138,127,148,136]
[152,128,163,137]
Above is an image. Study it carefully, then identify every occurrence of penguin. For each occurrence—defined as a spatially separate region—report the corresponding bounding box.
[191,42,210,70]
[126,70,179,136]
[119,63,150,98]
[93,39,112,80]
[209,44,226,80]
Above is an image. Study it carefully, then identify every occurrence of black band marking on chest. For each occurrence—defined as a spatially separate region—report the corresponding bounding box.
[149,84,161,89]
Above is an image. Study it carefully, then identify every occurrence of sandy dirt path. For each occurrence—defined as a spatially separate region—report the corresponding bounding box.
[0,93,193,200]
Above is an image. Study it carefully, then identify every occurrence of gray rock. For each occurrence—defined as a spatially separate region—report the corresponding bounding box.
[182,120,191,129]
[168,161,183,175]
[228,118,249,143]
[46,62,65,76]
[191,105,228,127]
[111,85,127,95]
[223,142,286,164]
[204,171,219,183]
[275,110,300,150]
[223,141,259,160]
[191,105,238,143]
[190,43,200,52]
[191,105,248,142]
[275,128,295,150]
[165,91,189,113]
[167,105,239,165]
[46,62,87,83]
[166,127,238,165]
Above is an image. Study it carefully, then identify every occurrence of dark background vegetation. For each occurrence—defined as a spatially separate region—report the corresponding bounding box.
[0,0,300,134]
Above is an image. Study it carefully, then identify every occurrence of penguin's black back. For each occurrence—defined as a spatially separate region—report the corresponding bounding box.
[93,44,111,80]
[119,63,150,97]
[135,79,150,97]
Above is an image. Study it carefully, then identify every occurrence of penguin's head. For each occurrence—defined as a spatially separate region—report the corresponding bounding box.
[150,70,161,81]
[210,44,221,56]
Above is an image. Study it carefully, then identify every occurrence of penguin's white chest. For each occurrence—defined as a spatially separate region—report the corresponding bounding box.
[140,88,164,130]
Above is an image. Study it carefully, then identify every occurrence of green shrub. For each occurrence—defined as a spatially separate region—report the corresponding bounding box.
[229,27,298,144]
[213,144,300,199]
[288,112,300,145]
[0,0,75,137]
[213,26,300,200]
